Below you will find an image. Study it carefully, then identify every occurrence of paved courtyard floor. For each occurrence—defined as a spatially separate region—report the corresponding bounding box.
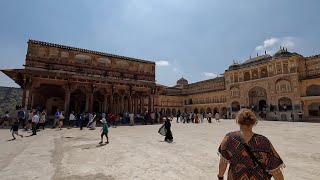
[0,119,319,180]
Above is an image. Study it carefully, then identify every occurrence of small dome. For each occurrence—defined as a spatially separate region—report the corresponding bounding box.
[177,77,188,85]
[273,49,292,58]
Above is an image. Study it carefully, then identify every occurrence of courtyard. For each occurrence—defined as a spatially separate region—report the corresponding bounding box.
[0,119,319,180]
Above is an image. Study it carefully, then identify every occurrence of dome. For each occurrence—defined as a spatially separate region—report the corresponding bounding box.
[273,49,292,59]
[177,77,188,85]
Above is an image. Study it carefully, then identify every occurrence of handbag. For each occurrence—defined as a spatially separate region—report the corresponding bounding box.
[243,143,272,179]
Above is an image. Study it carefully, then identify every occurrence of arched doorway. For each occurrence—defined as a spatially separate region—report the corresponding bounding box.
[200,108,205,114]
[278,97,292,111]
[248,86,267,111]
[70,88,86,114]
[194,108,199,114]
[93,90,105,113]
[166,108,171,116]
[172,108,177,116]
[160,108,165,116]
[231,101,240,112]
[213,107,219,114]
[308,102,320,116]
[206,107,212,114]
[221,107,227,118]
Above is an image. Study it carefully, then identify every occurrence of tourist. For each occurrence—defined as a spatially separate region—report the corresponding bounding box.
[215,112,220,122]
[129,112,134,126]
[218,109,285,180]
[68,111,76,128]
[79,112,86,130]
[150,111,155,125]
[31,111,39,135]
[274,112,277,121]
[10,121,23,140]
[298,111,303,121]
[89,112,97,130]
[53,109,60,129]
[59,111,64,130]
[99,118,109,144]
[208,112,212,123]
[38,110,47,130]
[290,112,294,122]
[87,112,93,128]
[176,110,181,123]
[200,113,204,123]
[157,111,160,123]
[164,117,173,142]
[27,109,34,130]
[144,111,149,125]
[194,113,199,123]
[17,108,26,130]
[112,114,119,128]
[1,111,10,128]
[228,112,231,119]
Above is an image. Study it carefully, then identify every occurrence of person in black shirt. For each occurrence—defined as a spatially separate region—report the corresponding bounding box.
[10,122,23,140]
[164,117,173,142]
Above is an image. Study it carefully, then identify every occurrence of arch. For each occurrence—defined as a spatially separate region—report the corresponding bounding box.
[97,58,111,66]
[221,107,227,118]
[281,114,288,121]
[308,102,320,116]
[75,54,91,64]
[260,67,268,78]
[200,108,205,114]
[231,87,240,97]
[248,86,267,111]
[231,101,240,112]
[278,97,292,111]
[194,108,199,114]
[213,107,219,114]
[160,108,165,115]
[252,69,258,79]
[306,84,320,96]
[206,107,212,114]
[93,91,105,113]
[166,108,171,116]
[172,108,177,116]
[244,72,250,81]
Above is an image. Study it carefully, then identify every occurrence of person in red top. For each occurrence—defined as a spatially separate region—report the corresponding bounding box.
[112,114,119,128]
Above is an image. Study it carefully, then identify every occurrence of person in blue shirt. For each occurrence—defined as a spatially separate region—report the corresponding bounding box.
[10,121,23,140]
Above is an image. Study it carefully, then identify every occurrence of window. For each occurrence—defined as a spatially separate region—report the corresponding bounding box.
[231,88,240,97]
[276,80,291,94]
[244,72,250,81]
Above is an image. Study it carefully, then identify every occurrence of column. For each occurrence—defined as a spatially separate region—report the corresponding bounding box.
[85,93,90,112]
[148,95,152,112]
[24,89,30,110]
[120,95,124,113]
[128,95,132,113]
[134,97,138,114]
[103,95,108,113]
[140,96,143,113]
[89,93,94,112]
[64,88,70,115]
[110,94,114,113]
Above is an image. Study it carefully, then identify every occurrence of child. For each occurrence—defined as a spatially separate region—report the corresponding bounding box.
[10,121,23,140]
[99,118,109,144]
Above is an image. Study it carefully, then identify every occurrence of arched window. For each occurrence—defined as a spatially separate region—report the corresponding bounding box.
[306,84,320,96]
[252,69,258,79]
[260,68,268,78]
[244,72,250,81]
[231,88,240,97]
[231,101,240,112]
[276,80,291,94]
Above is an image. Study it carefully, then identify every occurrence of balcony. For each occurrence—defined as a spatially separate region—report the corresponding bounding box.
[299,70,320,80]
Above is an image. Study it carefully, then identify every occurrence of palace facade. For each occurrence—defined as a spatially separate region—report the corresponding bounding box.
[2,40,320,121]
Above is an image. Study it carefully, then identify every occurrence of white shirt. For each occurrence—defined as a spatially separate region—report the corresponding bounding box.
[129,113,134,120]
[69,114,75,121]
[32,114,39,123]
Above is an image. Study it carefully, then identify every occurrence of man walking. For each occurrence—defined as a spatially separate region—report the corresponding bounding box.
[31,111,39,135]
[17,108,26,129]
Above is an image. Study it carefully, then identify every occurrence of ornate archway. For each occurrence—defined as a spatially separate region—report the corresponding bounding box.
[248,86,267,111]
[231,101,240,112]
[206,107,212,114]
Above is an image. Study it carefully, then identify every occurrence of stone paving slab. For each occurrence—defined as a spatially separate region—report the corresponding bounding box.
[0,119,319,180]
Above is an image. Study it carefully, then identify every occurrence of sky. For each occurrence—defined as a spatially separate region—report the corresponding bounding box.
[0,0,320,87]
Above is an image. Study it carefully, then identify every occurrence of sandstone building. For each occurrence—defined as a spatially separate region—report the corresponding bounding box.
[1,40,320,121]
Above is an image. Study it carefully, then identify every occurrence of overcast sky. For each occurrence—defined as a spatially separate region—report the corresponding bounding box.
[0,0,320,87]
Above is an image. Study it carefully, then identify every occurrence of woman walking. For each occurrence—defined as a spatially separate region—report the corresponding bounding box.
[164,117,173,142]
[217,109,284,180]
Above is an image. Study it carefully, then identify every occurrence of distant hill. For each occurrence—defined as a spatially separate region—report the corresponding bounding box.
[0,86,23,115]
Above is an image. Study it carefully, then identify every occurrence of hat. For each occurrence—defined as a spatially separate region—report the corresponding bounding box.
[100,118,107,123]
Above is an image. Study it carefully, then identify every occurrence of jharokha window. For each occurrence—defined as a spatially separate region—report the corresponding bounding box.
[231,88,240,97]
[276,80,291,94]
[244,72,250,81]
[260,68,268,78]
[252,70,258,79]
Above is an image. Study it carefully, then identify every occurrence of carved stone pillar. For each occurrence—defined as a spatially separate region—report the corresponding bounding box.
[128,95,132,113]
[104,95,108,113]
[148,95,152,112]
[89,93,94,112]
[85,93,90,112]
[121,95,124,113]
[64,88,70,115]
[110,94,114,113]
[140,96,144,114]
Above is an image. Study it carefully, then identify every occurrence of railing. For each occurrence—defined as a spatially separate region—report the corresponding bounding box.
[299,70,320,80]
